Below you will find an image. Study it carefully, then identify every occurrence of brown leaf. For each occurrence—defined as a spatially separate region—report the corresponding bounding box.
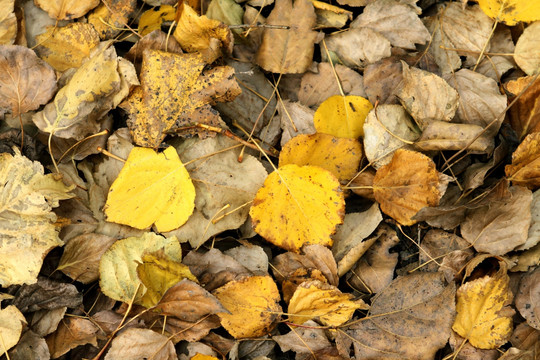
[278,100,316,146]
[349,168,376,200]
[463,140,509,191]
[363,57,403,105]
[124,30,183,73]
[344,272,455,360]
[30,307,66,337]
[506,75,540,141]
[104,328,176,360]
[0,45,56,116]
[510,322,540,350]
[373,149,450,225]
[87,0,137,40]
[255,0,317,74]
[506,132,540,189]
[0,0,16,45]
[515,267,540,330]
[449,331,500,360]
[412,185,468,230]
[461,185,532,255]
[45,317,98,359]
[7,330,49,360]
[418,229,473,275]
[273,320,332,353]
[413,120,494,153]
[12,278,82,313]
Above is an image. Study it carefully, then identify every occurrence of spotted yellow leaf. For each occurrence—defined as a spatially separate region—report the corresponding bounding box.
[314,95,373,138]
[104,146,195,232]
[249,164,345,253]
[138,5,176,36]
[476,0,540,25]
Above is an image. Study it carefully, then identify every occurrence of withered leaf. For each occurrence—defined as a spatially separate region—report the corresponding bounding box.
[45,317,98,359]
[506,75,540,141]
[104,328,176,360]
[87,0,137,40]
[12,278,82,313]
[273,320,332,353]
[34,0,99,20]
[515,267,540,330]
[514,21,540,76]
[506,132,540,189]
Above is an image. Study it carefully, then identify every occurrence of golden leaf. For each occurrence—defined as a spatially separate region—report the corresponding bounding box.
[34,0,99,20]
[213,275,281,339]
[279,133,362,181]
[314,95,373,138]
[476,0,540,25]
[138,5,176,37]
[505,132,540,190]
[249,164,345,253]
[87,0,137,40]
[104,146,195,232]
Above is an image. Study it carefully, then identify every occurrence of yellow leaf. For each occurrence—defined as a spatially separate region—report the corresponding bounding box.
[137,250,197,308]
[88,0,137,40]
[288,280,368,326]
[104,146,195,232]
[213,275,281,339]
[314,95,373,138]
[249,164,345,253]
[0,305,26,352]
[0,0,16,45]
[476,0,540,25]
[279,133,362,181]
[452,263,514,349]
[505,132,540,190]
[99,233,182,304]
[191,354,218,360]
[34,0,99,20]
[138,5,176,37]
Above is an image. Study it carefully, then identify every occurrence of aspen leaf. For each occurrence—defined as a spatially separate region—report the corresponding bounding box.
[279,133,362,181]
[213,275,281,339]
[192,355,218,360]
[249,164,345,253]
[453,260,514,349]
[477,0,540,25]
[138,5,175,37]
[514,22,540,76]
[34,0,99,20]
[104,146,195,232]
[0,0,16,45]
[99,233,182,304]
[314,95,373,138]
[373,149,450,226]
[0,306,26,353]
[45,317,98,358]
[505,132,540,190]
[287,280,368,326]
[88,0,137,40]
[104,328,176,360]
[506,76,540,140]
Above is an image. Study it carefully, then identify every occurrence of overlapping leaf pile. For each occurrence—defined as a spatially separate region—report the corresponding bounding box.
[1,0,540,359]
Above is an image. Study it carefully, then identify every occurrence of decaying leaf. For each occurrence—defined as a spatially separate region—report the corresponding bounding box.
[477,0,540,25]
[314,95,373,138]
[518,189,540,251]
[506,132,540,189]
[279,100,316,146]
[250,164,345,252]
[138,5,175,36]
[104,146,195,232]
[0,0,16,45]
[514,21,540,76]
[7,330,50,360]
[344,272,455,360]
[0,150,73,286]
[104,328,176,360]
[11,278,81,313]
[506,76,540,140]
[99,232,182,304]
[287,280,368,326]
[515,267,540,330]
[255,0,317,73]
[45,317,98,358]
[213,275,281,338]
[34,0,99,20]
[273,320,332,354]
[88,0,137,40]
[0,45,57,116]
[453,258,514,349]
[413,121,494,153]
[0,306,26,353]
[373,149,450,226]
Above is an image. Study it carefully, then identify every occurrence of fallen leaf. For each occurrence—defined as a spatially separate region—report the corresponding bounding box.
[0,45,57,116]
[396,62,459,129]
[344,272,455,360]
[506,76,540,141]
[373,149,450,226]
[12,278,82,312]
[514,21,540,76]
[99,232,182,304]
[516,189,540,251]
[104,146,195,232]
[34,23,100,71]
[0,0,16,45]
[510,322,540,350]
[418,229,473,273]
[45,317,98,358]
[213,275,281,338]
[0,306,26,353]
[463,140,508,191]
[311,0,352,29]
[350,0,430,49]
[138,5,175,36]
[348,168,376,199]
[224,245,269,274]
[506,132,540,189]
[515,267,540,330]
[299,62,366,108]
[206,0,244,30]
[0,150,73,286]
[255,0,317,73]
[34,0,99,20]
[104,328,176,360]
[7,330,49,360]
[121,50,241,148]
[273,320,332,353]
[124,30,183,73]
[314,95,373,138]
[476,26,515,81]
[477,0,540,25]
[279,133,362,181]
[191,354,218,360]
[88,0,137,40]
[449,331,501,360]
[250,164,345,252]
[413,121,494,153]
[30,307,66,337]
[508,242,540,273]
[279,100,316,146]
[287,280,368,326]
[363,57,403,105]
[453,258,514,349]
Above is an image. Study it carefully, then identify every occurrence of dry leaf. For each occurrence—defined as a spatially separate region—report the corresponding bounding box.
[363,104,420,169]
[0,0,16,45]
[349,168,376,199]
[34,0,99,20]
[515,267,540,330]
[344,272,455,360]
[418,229,473,273]
[30,307,66,337]
[477,0,540,25]
[12,278,81,312]
[373,149,450,226]
[279,133,362,181]
[0,306,26,353]
[273,320,332,353]
[138,5,175,36]
[506,76,540,141]
[463,140,508,191]
[311,0,352,29]
[350,0,430,49]
[104,328,176,360]
[224,245,269,274]
[213,275,281,338]
[287,280,368,326]
[206,0,244,30]
[0,150,73,286]
[99,233,182,304]
[323,27,391,67]
[453,259,514,349]
[7,330,50,360]
[506,132,540,189]
[515,22,540,76]
[0,45,56,116]
[34,23,100,72]
[45,317,98,358]
[279,100,316,146]
[449,331,501,360]
[250,164,345,252]
[363,57,402,105]
[88,0,137,40]
[104,146,195,232]
[510,322,540,350]
[255,0,317,74]
[476,26,515,81]
[396,62,459,129]
[124,30,183,73]
[314,95,373,138]
[413,120,494,153]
